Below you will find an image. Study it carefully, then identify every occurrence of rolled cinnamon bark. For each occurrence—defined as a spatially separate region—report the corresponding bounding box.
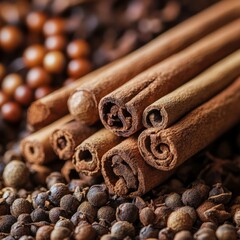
[102,137,174,197]
[68,0,240,125]
[21,115,73,164]
[143,50,240,129]
[49,120,98,160]
[99,19,240,137]
[27,65,107,130]
[138,77,240,171]
[73,128,123,177]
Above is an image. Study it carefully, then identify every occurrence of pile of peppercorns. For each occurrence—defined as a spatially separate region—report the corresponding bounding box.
[0,129,240,240]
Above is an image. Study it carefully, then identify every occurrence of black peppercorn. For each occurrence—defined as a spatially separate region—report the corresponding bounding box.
[49,207,67,223]
[74,221,97,240]
[71,211,86,226]
[10,222,31,239]
[77,201,97,223]
[165,193,183,209]
[139,225,159,240]
[2,187,17,205]
[100,235,118,240]
[174,230,193,240]
[111,221,135,239]
[182,188,202,208]
[30,208,49,222]
[87,184,109,207]
[10,198,32,217]
[48,183,69,206]
[92,221,109,236]
[60,194,80,215]
[50,226,71,240]
[0,215,17,233]
[158,227,174,240]
[154,206,172,228]
[139,207,155,226]
[116,203,139,223]
[216,224,237,240]
[46,172,65,189]
[18,214,32,224]
[35,225,53,240]
[97,206,116,223]
[32,191,49,209]
[194,227,217,240]
[55,218,74,231]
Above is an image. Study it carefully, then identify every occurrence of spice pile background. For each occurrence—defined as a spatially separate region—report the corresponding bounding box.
[3,1,240,240]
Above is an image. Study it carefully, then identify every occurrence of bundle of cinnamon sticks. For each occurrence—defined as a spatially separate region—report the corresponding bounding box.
[21,0,240,197]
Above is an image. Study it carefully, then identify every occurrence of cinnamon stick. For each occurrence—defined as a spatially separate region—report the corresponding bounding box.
[49,120,98,160]
[68,0,240,125]
[73,128,123,177]
[99,19,240,137]
[143,50,240,129]
[21,115,73,164]
[138,77,240,171]
[102,137,174,197]
[27,65,107,130]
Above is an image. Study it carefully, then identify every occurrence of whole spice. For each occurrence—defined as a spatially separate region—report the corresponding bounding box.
[55,219,74,231]
[35,225,53,240]
[3,160,29,188]
[111,221,135,239]
[165,193,183,209]
[86,184,109,207]
[0,215,17,233]
[182,188,203,208]
[116,203,139,223]
[97,206,116,223]
[216,224,237,240]
[139,207,155,226]
[139,225,159,240]
[10,198,32,218]
[174,230,193,240]
[18,214,32,224]
[60,194,80,215]
[74,221,96,240]
[30,208,49,222]
[48,183,70,206]
[77,201,97,223]
[10,222,31,239]
[50,226,71,240]
[49,207,67,223]
[194,227,217,240]
[46,172,65,189]
[167,208,193,232]
[158,227,174,240]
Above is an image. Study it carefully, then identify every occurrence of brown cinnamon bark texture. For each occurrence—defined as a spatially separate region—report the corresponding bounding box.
[143,50,240,129]
[27,65,107,130]
[138,77,240,171]
[49,120,98,160]
[102,137,174,197]
[68,0,240,125]
[21,115,73,164]
[99,19,240,137]
[73,128,123,177]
